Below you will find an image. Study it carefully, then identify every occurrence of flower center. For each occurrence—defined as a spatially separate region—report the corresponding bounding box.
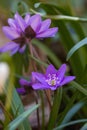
[24,25,36,39]
[12,25,36,47]
[45,74,61,86]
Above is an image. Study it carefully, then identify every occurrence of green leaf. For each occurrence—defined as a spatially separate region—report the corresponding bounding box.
[80,123,87,130]
[11,88,32,130]
[70,81,87,96]
[6,104,39,130]
[12,53,23,75]
[11,1,29,14]
[57,91,78,125]
[33,39,61,67]
[67,37,87,60]
[54,119,87,130]
[33,2,70,15]
[54,20,84,80]
[60,98,87,125]
[47,87,62,130]
[81,64,87,85]
[0,54,31,129]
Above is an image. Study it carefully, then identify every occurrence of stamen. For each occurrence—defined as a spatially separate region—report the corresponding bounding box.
[45,73,61,86]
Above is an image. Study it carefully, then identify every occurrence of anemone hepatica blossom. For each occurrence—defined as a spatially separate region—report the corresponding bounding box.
[0,12,58,55]
[17,78,32,95]
[32,64,75,90]
[17,64,75,93]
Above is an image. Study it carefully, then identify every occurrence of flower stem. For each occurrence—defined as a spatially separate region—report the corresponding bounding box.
[33,91,40,130]
[39,91,45,130]
[0,100,13,120]
[27,40,40,129]
[32,48,52,109]
[28,40,52,110]
[28,40,37,71]
[30,9,87,22]
[44,90,52,109]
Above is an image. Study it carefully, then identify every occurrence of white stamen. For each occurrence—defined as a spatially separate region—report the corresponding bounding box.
[45,73,61,86]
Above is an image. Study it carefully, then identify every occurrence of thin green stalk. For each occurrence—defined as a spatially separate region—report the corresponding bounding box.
[47,87,62,130]
[29,54,48,67]
[33,91,40,130]
[39,91,45,130]
[33,39,61,68]
[30,9,87,22]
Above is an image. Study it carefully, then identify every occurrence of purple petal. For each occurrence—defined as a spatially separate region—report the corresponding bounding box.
[50,86,57,90]
[36,27,58,38]
[39,19,51,33]
[14,12,26,31]
[24,13,30,25]
[19,45,26,53]
[32,72,46,84]
[57,64,67,81]
[8,18,22,34]
[10,46,19,55]
[3,26,20,40]
[16,87,26,95]
[19,78,31,86]
[0,42,19,53]
[32,83,48,90]
[8,18,17,29]
[60,76,76,86]
[29,14,41,32]
[46,64,57,75]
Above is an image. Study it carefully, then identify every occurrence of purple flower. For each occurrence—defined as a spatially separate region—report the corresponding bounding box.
[16,78,32,95]
[17,64,75,93]
[0,12,58,55]
[32,64,75,90]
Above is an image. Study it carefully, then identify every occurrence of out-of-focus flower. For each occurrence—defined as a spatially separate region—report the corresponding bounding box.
[32,64,76,90]
[0,12,58,55]
[17,78,32,95]
[0,62,10,94]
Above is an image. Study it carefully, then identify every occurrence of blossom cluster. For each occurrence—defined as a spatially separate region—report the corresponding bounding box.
[0,12,75,92]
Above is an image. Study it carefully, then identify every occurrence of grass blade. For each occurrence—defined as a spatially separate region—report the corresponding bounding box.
[6,104,39,130]
[60,98,87,125]
[67,37,87,60]
[54,119,87,130]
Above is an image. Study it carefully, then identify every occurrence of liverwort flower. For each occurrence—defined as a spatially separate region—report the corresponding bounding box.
[0,12,58,55]
[17,64,75,94]
[32,64,75,90]
[17,78,32,95]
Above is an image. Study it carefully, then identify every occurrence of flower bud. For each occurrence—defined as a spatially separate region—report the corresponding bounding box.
[0,62,10,94]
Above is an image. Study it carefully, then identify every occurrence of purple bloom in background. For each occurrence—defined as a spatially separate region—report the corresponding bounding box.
[17,78,32,95]
[0,12,58,55]
[32,64,75,90]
